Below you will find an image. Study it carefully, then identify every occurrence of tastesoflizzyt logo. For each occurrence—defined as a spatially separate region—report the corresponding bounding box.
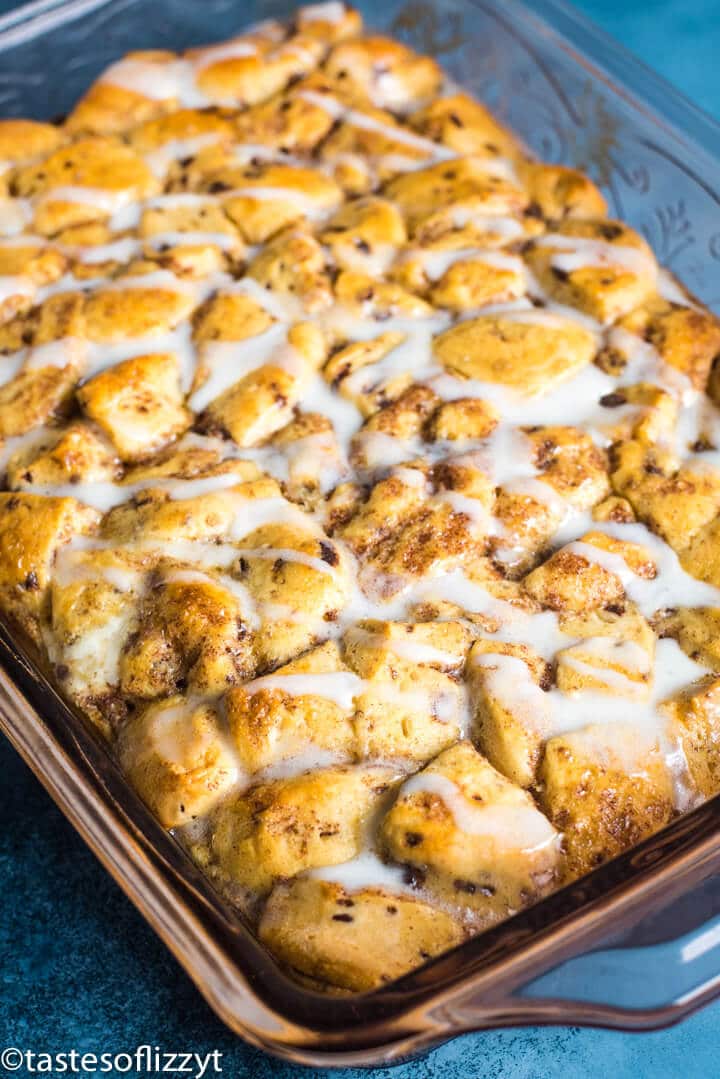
[0,1046,223,1076]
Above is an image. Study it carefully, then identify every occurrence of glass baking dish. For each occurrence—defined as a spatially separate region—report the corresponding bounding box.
[3,0,720,1066]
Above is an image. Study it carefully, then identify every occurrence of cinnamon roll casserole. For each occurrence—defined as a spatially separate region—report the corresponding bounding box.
[1,1,720,992]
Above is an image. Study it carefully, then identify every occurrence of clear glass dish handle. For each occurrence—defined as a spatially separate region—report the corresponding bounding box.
[522,913,720,1014]
[437,876,720,1033]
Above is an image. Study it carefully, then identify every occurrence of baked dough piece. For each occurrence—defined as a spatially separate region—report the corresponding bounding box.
[97,473,353,669]
[233,87,337,155]
[0,363,79,439]
[269,411,348,503]
[0,493,99,640]
[0,119,65,181]
[346,619,471,763]
[233,518,353,669]
[409,92,523,161]
[84,276,197,340]
[324,35,442,113]
[325,330,424,417]
[555,606,655,700]
[128,106,237,193]
[349,388,438,473]
[393,244,528,312]
[48,546,148,732]
[434,313,597,394]
[208,763,400,895]
[181,153,343,243]
[99,470,273,544]
[320,195,407,272]
[655,606,720,670]
[610,441,720,575]
[411,198,541,249]
[120,434,236,485]
[119,562,257,701]
[539,724,675,880]
[0,238,66,321]
[139,195,241,243]
[524,219,657,322]
[612,295,720,391]
[384,156,528,235]
[491,426,610,573]
[66,51,187,135]
[468,604,657,790]
[408,557,534,634]
[467,638,551,788]
[555,634,654,700]
[320,102,451,194]
[259,876,466,991]
[225,640,356,774]
[336,466,491,596]
[13,136,159,235]
[8,275,195,352]
[227,621,471,775]
[295,2,362,42]
[380,742,562,920]
[519,161,607,221]
[130,107,236,155]
[596,382,678,448]
[117,696,239,827]
[192,32,325,109]
[136,193,245,278]
[424,395,498,442]
[67,17,327,135]
[523,530,657,612]
[192,288,274,344]
[248,228,334,312]
[5,421,119,488]
[77,353,190,461]
[662,677,720,800]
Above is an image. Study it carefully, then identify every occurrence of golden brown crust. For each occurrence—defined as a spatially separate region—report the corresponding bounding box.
[0,493,99,639]
[539,725,675,880]
[207,763,400,895]
[259,876,466,991]
[380,742,562,919]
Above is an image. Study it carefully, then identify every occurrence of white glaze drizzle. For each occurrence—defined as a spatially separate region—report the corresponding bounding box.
[241,671,363,709]
[400,770,558,851]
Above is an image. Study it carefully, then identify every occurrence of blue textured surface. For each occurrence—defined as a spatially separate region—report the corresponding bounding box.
[2,2,720,1076]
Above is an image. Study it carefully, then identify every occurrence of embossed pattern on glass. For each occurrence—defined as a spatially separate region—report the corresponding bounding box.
[0,0,718,311]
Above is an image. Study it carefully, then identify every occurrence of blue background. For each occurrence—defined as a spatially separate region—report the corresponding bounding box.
[2,2,720,1076]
